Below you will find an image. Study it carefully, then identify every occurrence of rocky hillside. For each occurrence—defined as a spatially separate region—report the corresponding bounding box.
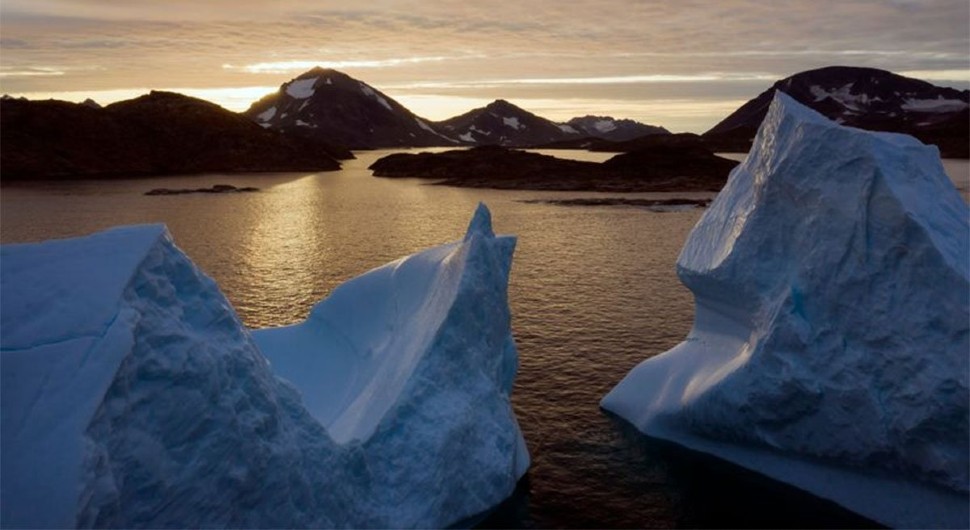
[244,68,457,149]
[435,99,580,146]
[564,115,668,141]
[1,92,343,179]
[704,66,969,157]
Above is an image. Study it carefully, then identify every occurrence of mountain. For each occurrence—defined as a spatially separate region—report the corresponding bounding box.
[243,68,457,149]
[1,92,343,179]
[436,99,580,146]
[564,115,669,141]
[704,66,970,157]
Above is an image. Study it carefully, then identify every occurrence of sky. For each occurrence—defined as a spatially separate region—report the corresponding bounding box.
[1,0,968,132]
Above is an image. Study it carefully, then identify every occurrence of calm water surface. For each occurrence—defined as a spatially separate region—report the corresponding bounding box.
[3,151,966,528]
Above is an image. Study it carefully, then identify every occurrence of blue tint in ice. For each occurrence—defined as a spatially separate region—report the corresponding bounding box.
[602,93,969,529]
[1,204,528,528]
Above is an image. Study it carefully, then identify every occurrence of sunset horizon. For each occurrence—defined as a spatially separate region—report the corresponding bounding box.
[2,0,967,132]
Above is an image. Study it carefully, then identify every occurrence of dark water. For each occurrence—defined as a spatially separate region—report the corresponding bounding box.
[3,152,966,528]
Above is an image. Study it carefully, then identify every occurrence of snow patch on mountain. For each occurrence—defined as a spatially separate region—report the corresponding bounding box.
[459,132,476,142]
[809,82,876,110]
[593,119,618,133]
[257,106,277,122]
[286,77,318,99]
[503,116,523,130]
[902,97,969,113]
[360,83,393,111]
[415,117,459,143]
[558,124,578,134]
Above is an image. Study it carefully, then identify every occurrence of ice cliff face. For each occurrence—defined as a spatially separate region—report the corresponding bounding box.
[602,92,969,528]
[1,204,527,528]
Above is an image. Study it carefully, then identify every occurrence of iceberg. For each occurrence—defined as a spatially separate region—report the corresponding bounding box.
[1,204,528,528]
[602,93,969,528]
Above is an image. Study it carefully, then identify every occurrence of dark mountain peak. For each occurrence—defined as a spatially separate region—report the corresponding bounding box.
[111,90,214,107]
[485,99,519,111]
[1,94,342,179]
[295,66,337,78]
[81,98,101,109]
[436,99,575,146]
[565,115,670,141]
[704,65,969,157]
[285,67,362,91]
[243,68,456,149]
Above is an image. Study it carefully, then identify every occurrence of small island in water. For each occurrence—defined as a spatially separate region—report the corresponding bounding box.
[369,142,738,192]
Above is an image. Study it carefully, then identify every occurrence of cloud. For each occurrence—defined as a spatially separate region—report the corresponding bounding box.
[222,55,481,74]
[0,0,966,131]
[0,66,64,77]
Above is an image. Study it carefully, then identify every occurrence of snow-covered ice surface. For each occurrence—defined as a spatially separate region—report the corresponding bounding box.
[602,92,969,529]
[901,97,970,113]
[1,204,528,528]
[285,77,317,99]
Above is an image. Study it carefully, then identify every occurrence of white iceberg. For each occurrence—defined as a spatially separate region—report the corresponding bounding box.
[602,92,969,529]
[1,204,528,528]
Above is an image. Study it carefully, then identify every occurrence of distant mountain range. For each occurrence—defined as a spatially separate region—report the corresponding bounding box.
[564,115,669,141]
[3,65,966,180]
[244,68,669,149]
[704,66,969,157]
[0,92,345,179]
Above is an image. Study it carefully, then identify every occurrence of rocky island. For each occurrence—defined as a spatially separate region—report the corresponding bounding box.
[369,144,738,192]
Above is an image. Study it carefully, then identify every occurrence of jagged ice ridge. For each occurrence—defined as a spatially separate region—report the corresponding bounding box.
[602,92,969,529]
[1,204,528,528]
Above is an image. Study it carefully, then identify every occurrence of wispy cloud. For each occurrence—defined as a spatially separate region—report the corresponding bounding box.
[0,66,64,77]
[386,73,779,90]
[222,55,481,74]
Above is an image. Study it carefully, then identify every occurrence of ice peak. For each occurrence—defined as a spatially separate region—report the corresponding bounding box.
[464,202,495,241]
[769,90,834,126]
[606,84,970,529]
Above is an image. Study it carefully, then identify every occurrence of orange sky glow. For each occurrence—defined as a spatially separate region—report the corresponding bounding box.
[1,0,967,132]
